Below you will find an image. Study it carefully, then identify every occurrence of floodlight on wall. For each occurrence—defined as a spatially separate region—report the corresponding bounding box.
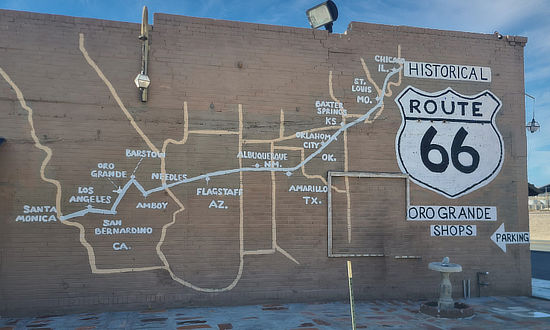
[525,93,541,133]
[306,1,338,33]
[136,6,150,102]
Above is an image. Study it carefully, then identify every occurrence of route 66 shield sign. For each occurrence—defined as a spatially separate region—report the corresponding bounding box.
[395,86,504,198]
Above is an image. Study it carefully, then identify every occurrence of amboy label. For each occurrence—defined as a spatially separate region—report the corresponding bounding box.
[395,86,504,198]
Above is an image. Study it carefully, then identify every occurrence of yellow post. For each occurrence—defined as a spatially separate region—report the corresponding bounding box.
[347,260,356,330]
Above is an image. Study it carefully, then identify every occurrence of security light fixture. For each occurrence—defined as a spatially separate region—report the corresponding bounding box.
[306,1,338,33]
[525,93,541,133]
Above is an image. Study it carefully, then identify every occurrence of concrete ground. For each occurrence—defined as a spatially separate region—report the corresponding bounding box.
[533,250,550,280]
[1,296,550,329]
[533,278,550,301]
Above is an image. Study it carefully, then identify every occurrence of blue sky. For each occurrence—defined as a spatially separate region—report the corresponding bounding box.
[1,0,549,186]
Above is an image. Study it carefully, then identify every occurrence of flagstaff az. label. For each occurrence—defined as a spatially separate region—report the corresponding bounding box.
[395,86,504,198]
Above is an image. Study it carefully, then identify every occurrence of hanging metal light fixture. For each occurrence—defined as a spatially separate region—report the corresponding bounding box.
[525,93,540,133]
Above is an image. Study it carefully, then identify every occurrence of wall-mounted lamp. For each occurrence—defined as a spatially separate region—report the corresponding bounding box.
[134,73,150,89]
[525,93,540,133]
[135,6,150,102]
[306,1,338,33]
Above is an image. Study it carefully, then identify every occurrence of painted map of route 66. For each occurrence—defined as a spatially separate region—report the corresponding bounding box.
[395,87,504,198]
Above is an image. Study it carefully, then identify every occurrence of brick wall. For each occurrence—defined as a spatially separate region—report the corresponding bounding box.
[0,9,529,316]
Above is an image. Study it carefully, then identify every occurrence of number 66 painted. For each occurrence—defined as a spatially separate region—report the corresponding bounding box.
[395,86,504,199]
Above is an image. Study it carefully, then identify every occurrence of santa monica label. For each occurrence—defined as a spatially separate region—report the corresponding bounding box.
[395,86,504,198]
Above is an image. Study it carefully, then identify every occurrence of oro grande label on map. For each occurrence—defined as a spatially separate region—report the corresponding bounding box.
[395,86,504,198]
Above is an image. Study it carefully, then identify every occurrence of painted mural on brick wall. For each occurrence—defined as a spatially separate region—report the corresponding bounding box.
[1,29,527,295]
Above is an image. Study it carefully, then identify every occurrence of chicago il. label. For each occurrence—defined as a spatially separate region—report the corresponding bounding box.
[395,86,504,198]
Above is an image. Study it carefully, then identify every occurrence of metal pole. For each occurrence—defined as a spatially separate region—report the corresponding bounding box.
[347,260,356,330]
[546,187,548,210]
[139,6,149,102]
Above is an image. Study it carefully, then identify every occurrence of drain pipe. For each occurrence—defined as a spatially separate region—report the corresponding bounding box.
[477,271,490,297]
[134,6,151,102]
[462,279,470,299]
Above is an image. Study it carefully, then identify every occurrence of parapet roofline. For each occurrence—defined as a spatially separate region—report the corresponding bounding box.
[347,21,527,46]
[153,12,334,37]
[0,8,139,29]
[0,8,527,45]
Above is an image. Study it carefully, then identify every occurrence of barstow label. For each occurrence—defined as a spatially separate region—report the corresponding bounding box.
[237,151,288,160]
[404,61,491,82]
[430,225,477,237]
[289,185,328,193]
[408,206,496,221]
[196,187,242,196]
[125,149,165,158]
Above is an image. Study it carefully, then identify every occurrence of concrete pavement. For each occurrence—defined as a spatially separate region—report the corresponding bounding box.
[1,296,550,329]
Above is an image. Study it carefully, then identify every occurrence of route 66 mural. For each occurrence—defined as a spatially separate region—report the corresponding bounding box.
[395,86,504,198]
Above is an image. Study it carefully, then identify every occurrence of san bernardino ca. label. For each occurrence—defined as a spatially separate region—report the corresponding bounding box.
[395,86,504,198]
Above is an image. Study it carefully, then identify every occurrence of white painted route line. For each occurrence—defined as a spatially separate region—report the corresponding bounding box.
[59,67,401,222]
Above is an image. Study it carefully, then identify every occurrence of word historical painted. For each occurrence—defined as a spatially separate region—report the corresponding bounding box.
[430,225,477,237]
[407,206,496,221]
[395,86,503,198]
[404,61,491,82]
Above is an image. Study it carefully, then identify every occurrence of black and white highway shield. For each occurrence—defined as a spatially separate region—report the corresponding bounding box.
[395,86,504,198]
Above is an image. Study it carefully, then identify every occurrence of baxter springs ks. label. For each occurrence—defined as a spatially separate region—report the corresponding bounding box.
[395,86,504,198]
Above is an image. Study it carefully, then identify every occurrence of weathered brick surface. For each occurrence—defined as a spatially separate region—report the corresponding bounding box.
[0,9,529,316]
